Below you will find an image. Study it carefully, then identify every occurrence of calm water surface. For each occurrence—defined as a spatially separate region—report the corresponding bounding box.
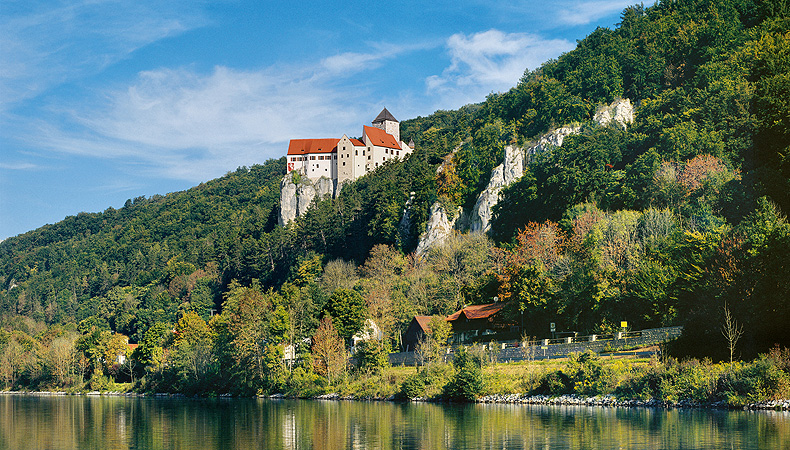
[1,395,788,449]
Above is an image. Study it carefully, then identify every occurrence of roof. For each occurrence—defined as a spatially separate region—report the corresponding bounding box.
[372,107,398,124]
[350,138,364,146]
[413,315,432,332]
[364,125,401,150]
[447,302,507,322]
[287,138,339,155]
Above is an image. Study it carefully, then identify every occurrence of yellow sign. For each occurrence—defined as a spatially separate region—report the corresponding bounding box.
[621,321,628,328]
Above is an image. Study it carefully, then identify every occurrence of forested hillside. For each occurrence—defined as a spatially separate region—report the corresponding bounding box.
[0,0,788,393]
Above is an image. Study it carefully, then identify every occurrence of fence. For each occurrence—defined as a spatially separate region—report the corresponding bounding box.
[388,326,683,366]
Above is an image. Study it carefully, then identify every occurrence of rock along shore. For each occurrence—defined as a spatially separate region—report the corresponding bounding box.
[474,393,790,411]
[4,390,788,411]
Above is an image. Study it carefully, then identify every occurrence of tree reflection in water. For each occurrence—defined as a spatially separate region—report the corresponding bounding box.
[0,396,787,449]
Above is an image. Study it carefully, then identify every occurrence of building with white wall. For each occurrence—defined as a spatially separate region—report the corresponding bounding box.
[286,108,414,182]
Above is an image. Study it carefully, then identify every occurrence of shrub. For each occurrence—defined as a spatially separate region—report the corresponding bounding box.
[285,367,326,397]
[443,347,483,401]
[400,372,427,399]
[532,370,572,395]
[615,357,667,400]
[566,351,613,396]
[354,340,390,374]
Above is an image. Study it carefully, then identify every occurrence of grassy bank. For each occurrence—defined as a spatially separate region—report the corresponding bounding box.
[288,346,790,408]
[7,347,789,410]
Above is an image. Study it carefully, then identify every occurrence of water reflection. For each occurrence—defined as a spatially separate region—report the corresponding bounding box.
[0,395,787,449]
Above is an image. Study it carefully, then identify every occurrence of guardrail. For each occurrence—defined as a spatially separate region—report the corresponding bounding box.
[389,326,683,366]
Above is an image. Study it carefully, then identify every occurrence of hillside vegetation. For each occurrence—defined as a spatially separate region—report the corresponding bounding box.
[0,0,788,394]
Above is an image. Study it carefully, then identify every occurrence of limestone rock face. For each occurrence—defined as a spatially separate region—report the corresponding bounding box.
[593,98,634,129]
[468,98,634,233]
[529,125,582,156]
[415,202,461,255]
[469,126,579,233]
[470,145,521,233]
[278,172,336,226]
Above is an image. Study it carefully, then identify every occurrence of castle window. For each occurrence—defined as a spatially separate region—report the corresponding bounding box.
[396,151,399,156]
[342,162,346,166]
[355,150,358,156]
[310,156,316,160]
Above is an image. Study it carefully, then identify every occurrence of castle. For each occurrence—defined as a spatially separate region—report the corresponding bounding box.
[285,108,414,183]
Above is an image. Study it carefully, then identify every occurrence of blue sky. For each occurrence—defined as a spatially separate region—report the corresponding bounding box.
[1,0,636,240]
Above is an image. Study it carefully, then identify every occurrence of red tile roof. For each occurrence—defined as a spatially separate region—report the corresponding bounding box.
[447,302,507,322]
[350,138,364,146]
[364,126,401,150]
[414,315,432,331]
[287,138,339,155]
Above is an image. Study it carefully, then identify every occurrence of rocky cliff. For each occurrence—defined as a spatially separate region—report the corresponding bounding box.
[414,202,462,255]
[416,98,634,250]
[278,172,337,226]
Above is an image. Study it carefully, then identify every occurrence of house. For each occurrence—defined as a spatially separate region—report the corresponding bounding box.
[446,302,514,344]
[402,315,432,351]
[286,108,415,182]
[116,342,138,365]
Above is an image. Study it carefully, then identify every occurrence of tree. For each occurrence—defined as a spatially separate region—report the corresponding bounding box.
[0,340,24,388]
[721,304,743,364]
[325,288,366,343]
[312,316,347,383]
[47,334,79,386]
[320,259,359,293]
[416,315,451,365]
[169,311,216,389]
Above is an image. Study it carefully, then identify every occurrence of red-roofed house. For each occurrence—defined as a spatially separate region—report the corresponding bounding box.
[446,302,515,344]
[402,315,432,351]
[286,108,415,182]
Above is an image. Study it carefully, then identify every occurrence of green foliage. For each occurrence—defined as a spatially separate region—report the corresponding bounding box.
[443,347,484,401]
[354,339,390,374]
[1,0,790,394]
[325,288,366,342]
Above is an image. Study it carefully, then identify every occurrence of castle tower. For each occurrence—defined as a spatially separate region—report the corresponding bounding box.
[371,107,400,143]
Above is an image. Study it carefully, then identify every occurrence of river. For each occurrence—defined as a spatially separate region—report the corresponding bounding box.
[1,395,788,449]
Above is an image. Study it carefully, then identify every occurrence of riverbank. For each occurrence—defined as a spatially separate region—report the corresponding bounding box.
[3,346,789,412]
[3,389,790,412]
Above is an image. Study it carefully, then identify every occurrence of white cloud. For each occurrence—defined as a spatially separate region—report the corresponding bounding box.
[0,0,206,109]
[25,64,370,181]
[426,29,574,108]
[322,52,388,74]
[556,0,634,26]
[0,162,37,170]
[320,42,438,75]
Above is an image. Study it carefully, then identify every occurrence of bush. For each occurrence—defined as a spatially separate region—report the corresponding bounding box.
[566,351,613,396]
[615,357,667,400]
[443,347,483,401]
[400,372,427,399]
[532,370,572,395]
[285,367,326,397]
[354,340,390,374]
